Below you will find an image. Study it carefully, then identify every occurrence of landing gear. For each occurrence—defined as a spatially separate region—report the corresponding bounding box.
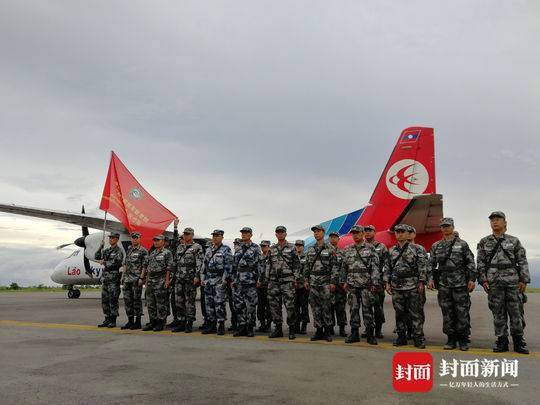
[67,288,81,299]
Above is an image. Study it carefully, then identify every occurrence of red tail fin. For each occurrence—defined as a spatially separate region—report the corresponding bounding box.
[358,127,435,231]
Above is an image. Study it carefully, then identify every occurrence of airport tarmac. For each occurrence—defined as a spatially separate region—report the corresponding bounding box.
[0,291,538,404]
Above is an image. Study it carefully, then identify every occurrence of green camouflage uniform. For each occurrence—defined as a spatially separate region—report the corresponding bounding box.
[429,236,476,338]
[340,242,380,330]
[95,245,124,318]
[477,234,530,337]
[331,248,348,328]
[122,245,148,317]
[367,240,387,328]
[144,248,174,323]
[174,242,204,323]
[304,242,339,329]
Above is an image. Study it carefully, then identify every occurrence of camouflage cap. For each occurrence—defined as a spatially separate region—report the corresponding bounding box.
[234,238,241,244]
[408,225,417,233]
[211,229,224,236]
[163,236,170,242]
[130,232,141,238]
[260,240,271,246]
[152,234,165,241]
[488,211,506,220]
[109,232,120,238]
[350,225,364,233]
[295,240,305,246]
[240,227,253,233]
[275,225,287,232]
[363,225,375,232]
[183,227,194,234]
[440,217,454,227]
[394,224,408,232]
[328,231,340,237]
[311,225,325,232]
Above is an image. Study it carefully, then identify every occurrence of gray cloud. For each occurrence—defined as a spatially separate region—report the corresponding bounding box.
[0,1,539,285]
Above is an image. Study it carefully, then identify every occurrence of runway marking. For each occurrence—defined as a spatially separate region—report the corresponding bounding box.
[1,319,537,359]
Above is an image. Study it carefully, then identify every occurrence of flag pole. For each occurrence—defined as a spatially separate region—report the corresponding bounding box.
[101,150,113,247]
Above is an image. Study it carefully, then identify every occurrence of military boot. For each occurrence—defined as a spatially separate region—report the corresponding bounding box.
[345,328,360,344]
[493,336,509,353]
[375,323,384,339]
[270,324,284,338]
[458,336,470,351]
[121,316,134,330]
[288,326,296,340]
[413,336,426,349]
[513,335,529,355]
[233,325,248,337]
[310,328,324,341]
[366,327,378,345]
[167,318,180,328]
[228,319,238,332]
[393,332,407,346]
[339,325,347,337]
[217,321,225,336]
[202,321,217,334]
[324,327,333,342]
[172,320,186,333]
[153,320,164,332]
[444,335,457,350]
[257,322,268,333]
[199,319,208,330]
[247,325,255,337]
[98,317,110,328]
[361,330,367,338]
[107,317,117,328]
[142,320,155,331]
[131,316,142,330]
[300,322,307,335]
[184,320,193,333]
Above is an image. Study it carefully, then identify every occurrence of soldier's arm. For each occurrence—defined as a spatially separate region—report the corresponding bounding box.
[291,250,301,283]
[224,247,233,283]
[201,252,208,283]
[476,241,487,284]
[303,250,312,281]
[195,245,204,280]
[515,239,530,284]
[330,250,339,285]
[94,246,104,261]
[428,245,438,284]
[382,253,391,284]
[417,247,428,283]
[370,250,381,286]
[462,241,477,282]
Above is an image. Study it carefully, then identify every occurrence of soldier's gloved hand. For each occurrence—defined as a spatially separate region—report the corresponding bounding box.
[165,280,170,289]
[138,278,144,287]
[193,277,200,286]
[329,284,336,293]
[482,282,489,293]
[518,281,526,293]
[304,282,310,290]
[341,283,348,292]
[417,282,424,294]
[174,218,180,227]
[467,281,475,292]
[427,281,435,290]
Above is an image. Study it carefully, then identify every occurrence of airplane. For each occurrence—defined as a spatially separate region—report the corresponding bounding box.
[0,126,443,298]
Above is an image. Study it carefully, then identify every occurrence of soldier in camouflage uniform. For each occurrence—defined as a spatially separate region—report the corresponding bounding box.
[140,234,174,331]
[340,225,380,344]
[232,227,262,337]
[384,224,428,348]
[95,232,125,328]
[265,226,301,340]
[405,225,428,340]
[294,240,310,334]
[364,225,387,339]
[329,232,347,337]
[172,227,204,334]
[428,218,476,351]
[121,232,148,330]
[477,211,530,354]
[227,238,241,332]
[304,225,339,342]
[201,230,233,335]
[256,240,272,332]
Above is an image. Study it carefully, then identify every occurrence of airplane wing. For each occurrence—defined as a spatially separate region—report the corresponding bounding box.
[0,203,128,233]
[391,193,443,234]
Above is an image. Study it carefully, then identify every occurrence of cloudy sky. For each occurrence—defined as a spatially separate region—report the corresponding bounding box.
[0,1,539,286]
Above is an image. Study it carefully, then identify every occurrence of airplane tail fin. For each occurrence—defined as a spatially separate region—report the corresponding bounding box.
[302,127,436,243]
[359,126,435,231]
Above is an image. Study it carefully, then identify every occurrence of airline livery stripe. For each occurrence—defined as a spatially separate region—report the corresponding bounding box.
[337,208,364,234]
[326,214,347,234]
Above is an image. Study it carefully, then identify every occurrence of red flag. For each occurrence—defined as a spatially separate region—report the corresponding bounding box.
[99,152,177,248]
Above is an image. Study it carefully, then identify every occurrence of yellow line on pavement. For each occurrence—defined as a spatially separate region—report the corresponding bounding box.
[0,319,536,359]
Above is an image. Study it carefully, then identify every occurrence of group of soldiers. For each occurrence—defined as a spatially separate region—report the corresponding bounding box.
[95,211,530,354]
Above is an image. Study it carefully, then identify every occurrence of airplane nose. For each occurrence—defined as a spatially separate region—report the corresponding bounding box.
[51,263,64,284]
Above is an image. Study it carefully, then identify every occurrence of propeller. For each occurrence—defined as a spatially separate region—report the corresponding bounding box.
[80,205,93,277]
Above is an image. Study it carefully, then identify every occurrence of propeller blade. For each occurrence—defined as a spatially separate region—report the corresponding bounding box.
[81,205,89,237]
[83,255,93,278]
[55,243,73,250]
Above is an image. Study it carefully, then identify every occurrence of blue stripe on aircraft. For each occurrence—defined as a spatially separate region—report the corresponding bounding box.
[337,208,364,234]
[327,214,347,235]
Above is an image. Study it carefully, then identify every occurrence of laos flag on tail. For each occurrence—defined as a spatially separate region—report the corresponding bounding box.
[99,152,177,248]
